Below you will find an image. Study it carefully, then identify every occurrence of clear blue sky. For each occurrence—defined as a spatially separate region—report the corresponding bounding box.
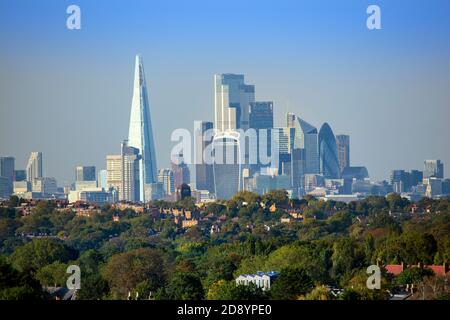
[1,0,449,185]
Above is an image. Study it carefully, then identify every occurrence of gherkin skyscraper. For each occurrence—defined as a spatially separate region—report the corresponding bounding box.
[128,55,157,202]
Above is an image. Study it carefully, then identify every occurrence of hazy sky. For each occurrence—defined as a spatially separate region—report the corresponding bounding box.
[1,0,449,185]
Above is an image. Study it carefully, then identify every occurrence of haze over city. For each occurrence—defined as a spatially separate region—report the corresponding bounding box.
[1,0,450,185]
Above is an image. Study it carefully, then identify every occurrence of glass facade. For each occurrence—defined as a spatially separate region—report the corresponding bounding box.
[319,123,340,179]
[128,55,158,202]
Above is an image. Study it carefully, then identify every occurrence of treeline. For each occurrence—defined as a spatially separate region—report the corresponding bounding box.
[0,192,449,300]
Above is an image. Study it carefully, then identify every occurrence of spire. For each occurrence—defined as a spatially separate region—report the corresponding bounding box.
[128,54,158,202]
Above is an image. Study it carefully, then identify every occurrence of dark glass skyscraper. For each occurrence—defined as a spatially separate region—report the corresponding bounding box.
[195,121,214,193]
[249,102,274,174]
[319,123,340,179]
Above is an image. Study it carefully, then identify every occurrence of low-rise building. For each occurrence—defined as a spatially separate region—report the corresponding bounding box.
[235,271,279,291]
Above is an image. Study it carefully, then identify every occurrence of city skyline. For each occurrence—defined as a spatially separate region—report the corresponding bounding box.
[1,0,450,185]
[1,65,449,186]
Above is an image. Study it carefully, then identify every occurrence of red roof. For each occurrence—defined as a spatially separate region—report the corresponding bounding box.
[385,265,404,275]
[426,265,449,276]
[385,264,449,276]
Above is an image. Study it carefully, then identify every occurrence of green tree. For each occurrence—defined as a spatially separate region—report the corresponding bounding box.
[270,267,313,300]
[10,238,76,272]
[35,261,68,286]
[301,285,333,300]
[0,256,45,300]
[396,267,434,286]
[102,248,167,299]
[164,273,204,300]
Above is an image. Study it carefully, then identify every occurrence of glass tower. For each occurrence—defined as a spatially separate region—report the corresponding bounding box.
[128,55,158,202]
[319,123,340,179]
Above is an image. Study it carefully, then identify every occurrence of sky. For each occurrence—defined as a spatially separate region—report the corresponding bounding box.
[0,0,449,186]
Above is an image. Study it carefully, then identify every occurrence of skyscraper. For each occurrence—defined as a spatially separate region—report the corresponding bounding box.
[26,152,43,182]
[121,140,141,202]
[424,160,444,179]
[249,102,274,129]
[390,170,411,193]
[195,121,214,192]
[0,157,15,198]
[0,157,15,182]
[14,170,26,182]
[75,166,96,181]
[285,113,320,196]
[274,127,294,176]
[97,169,108,190]
[212,132,242,200]
[106,155,122,197]
[288,115,320,175]
[319,123,340,179]
[336,134,350,174]
[128,55,158,202]
[249,102,274,174]
[158,169,175,196]
[171,154,190,189]
[214,74,255,131]
[106,140,141,202]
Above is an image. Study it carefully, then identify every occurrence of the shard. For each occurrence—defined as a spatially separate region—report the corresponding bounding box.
[128,54,157,202]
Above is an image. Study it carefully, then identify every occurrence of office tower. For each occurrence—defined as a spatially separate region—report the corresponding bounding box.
[146,182,165,201]
[425,178,443,198]
[214,74,255,131]
[289,115,320,175]
[0,177,11,199]
[106,141,141,202]
[212,132,242,200]
[390,170,411,193]
[121,140,141,202]
[171,153,190,188]
[249,102,274,129]
[97,169,107,190]
[195,121,215,192]
[0,157,15,181]
[410,170,423,188]
[0,157,15,198]
[158,169,175,196]
[106,155,122,197]
[336,135,350,174]
[75,166,96,181]
[287,114,319,196]
[319,123,340,179]
[26,152,43,182]
[14,170,26,181]
[442,179,450,195]
[249,102,274,173]
[32,177,57,196]
[128,54,158,202]
[274,127,294,176]
[424,160,444,179]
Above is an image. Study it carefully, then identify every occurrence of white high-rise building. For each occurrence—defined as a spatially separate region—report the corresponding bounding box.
[26,152,43,182]
[106,141,141,202]
[214,74,255,131]
[128,55,158,202]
